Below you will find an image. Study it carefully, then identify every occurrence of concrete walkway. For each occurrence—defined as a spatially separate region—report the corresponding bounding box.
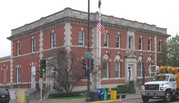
[10,94,141,103]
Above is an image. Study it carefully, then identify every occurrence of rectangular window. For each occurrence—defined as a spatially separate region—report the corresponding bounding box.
[103,61,108,78]
[17,43,21,56]
[148,39,151,51]
[148,63,151,76]
[129,36,133,49]
[116,35,120,48]
[17,68,21,83]
[138,63,142,77]
[78,31,85,46]
[104,33,109,47]
[159,41,162,52]
[115,62,120,78]
[32,39,36,53]
[139,38,143,50]
[2,69,7,83]
[51,33,56,48]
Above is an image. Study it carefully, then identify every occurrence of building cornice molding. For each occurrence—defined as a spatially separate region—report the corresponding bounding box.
[8,7,170,40]
[0,56,11,63]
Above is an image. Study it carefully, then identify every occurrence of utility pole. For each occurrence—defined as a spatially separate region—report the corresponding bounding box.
[39,78,43,101]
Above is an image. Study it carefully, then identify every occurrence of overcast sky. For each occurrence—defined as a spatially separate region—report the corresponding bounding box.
[0,0,178,57]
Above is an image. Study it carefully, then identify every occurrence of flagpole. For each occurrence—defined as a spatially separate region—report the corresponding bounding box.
[98,0,102,88]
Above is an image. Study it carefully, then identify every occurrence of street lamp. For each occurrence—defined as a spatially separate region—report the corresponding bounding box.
[142,58,146,85]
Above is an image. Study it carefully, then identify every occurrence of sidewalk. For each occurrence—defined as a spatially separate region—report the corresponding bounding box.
[10,94,141,103]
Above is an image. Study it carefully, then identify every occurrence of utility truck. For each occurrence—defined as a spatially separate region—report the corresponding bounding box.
[141,66,179,102]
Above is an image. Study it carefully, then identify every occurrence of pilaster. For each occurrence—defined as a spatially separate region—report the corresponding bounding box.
[64,23,72,51]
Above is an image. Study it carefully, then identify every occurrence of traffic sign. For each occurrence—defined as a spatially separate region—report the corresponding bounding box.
[85,52,92,57]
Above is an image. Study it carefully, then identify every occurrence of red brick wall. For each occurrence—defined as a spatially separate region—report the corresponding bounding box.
[12,53,40,83]
[5,22,168,88]
[0,61,10,84]
[12,32,40,56]
[43,24,65,50]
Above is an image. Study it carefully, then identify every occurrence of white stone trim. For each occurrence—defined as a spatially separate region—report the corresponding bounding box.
[39,30,43,60]
[64,23,72,51]
[10,41,13,84]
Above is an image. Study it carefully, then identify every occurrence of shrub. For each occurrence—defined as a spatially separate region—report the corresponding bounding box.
[116,81,135,93]
[48,90,87,98]
[117,84,128,93]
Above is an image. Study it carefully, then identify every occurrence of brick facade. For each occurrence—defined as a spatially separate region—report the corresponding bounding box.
[0,8,170,90]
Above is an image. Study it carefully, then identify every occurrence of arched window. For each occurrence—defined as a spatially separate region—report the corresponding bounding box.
[148,57,152,76]
[138,56,143,77]
[103,54,109,79]
[115,55,121,78]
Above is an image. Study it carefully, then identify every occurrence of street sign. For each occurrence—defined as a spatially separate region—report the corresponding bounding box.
[85,52,92,57]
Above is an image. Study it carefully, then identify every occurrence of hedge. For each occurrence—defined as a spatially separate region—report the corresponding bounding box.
[48,90,87,98]
[117,81,135,93]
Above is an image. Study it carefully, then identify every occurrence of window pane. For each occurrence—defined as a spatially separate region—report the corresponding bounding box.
[116,35,120,48]
[139,38,142,50]
[79,31,84,45]
[138,63,142,77]
[148,39,151,50]
[159,41,162,52]
[148,63,151,76]
[104,34,109,47]
[103,62,108,78]
[129,37,133,49]
[17,43,20,55]
[51,33,56,47]
[115,62,120,78]
[32,39,36,52]
[17,68,21,82]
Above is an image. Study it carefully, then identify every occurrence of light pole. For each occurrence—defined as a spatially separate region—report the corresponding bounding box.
[86,0,91,101]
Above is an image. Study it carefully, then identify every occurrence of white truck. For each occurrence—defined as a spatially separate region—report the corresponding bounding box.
[141,66,179,102]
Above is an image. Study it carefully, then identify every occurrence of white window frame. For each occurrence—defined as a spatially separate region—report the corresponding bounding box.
[104,33,109,47]
[32,39,36,53]
[148,39,151,51]
[129,36,133,49]
[139,38,143,50]
[103,61,109,79]
[17,68,21,83]
[116,35,120,48]
[17,43,21,56]
[78,31,85,46]
[51,32,56,48]
[115,62,120,78]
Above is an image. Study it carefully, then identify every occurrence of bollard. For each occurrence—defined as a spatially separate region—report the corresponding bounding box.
[26,95,29,103]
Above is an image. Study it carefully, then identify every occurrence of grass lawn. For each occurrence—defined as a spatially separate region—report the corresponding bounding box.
[48,96,87,100]
[118,93,135,95]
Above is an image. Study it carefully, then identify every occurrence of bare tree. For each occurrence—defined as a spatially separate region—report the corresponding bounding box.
[45,48,85,93]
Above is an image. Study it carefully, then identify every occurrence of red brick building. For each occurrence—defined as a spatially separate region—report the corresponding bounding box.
[0,8,170,91]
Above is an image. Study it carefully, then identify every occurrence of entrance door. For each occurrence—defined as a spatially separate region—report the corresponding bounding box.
[128,66,132,81]
[31,66,36,89]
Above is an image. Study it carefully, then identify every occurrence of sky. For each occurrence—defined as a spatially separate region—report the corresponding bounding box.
[0,0,179,57]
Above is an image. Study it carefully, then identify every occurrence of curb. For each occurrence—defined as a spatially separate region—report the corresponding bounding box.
[89,99,122,103]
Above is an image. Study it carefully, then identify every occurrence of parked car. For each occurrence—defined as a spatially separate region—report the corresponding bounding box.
[0,89,10,103]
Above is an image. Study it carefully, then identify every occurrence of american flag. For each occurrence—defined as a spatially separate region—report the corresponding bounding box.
[97,19,106,36]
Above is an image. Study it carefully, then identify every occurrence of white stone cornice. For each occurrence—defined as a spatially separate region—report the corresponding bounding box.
[8,8,169,41]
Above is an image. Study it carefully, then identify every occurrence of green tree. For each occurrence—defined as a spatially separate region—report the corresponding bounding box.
[160,34,179,66]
